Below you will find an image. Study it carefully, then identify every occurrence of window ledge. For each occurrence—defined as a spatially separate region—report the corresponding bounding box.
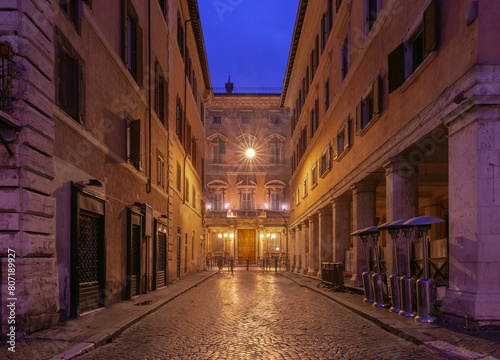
[320,168,331,179]
[357,113,381,137]
[302,193,308,200]
[399,51,437,94]
[310,183,318,191]
[336,147,351,162]
[0,110,20,128]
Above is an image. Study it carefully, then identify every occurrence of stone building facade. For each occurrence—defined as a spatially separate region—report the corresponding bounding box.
[282,0,500,326]
[204,85,291,265]
[0,0,209,338]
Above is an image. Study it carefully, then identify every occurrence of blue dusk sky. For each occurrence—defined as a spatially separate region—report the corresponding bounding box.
[198,0,300,89]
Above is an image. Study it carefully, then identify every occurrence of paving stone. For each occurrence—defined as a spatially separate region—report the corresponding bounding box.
[76,271,449,360]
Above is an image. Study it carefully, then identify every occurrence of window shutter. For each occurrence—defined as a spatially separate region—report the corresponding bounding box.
[63,52,79,119]
[328,0,333,30]
[388,43,405,93]
[423,0,438,57]
[321,15,326,51]
[332,135,338,161]
[373,76,381,115]
[356,101,362,135]
[121,0,127,62]
[163,79,168,126]
[344,118,350,150]
[326,144,331,169]
[78,63,85,123]
[218,137,226,154]
[340,44,345,80]
[136,24,143,86]
[129,119,142,170]
[315,35,319,68]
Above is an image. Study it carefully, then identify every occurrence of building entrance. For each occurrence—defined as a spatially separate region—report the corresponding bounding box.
[238,229,255,263]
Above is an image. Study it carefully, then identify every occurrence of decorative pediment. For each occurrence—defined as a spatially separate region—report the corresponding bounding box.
[207,179,229,191]
[265,133,286,143]
[207,132,228,142]
[265,180,286,192]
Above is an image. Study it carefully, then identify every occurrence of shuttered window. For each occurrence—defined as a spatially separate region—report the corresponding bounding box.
[388,44,405,93]
[122,0,142,85]
[128,119,143,170]
[56,34,84,123]
[388,0,438,92]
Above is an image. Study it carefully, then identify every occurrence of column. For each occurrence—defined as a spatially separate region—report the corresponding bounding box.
[443,107,500,325]
[384,157,418,275]
[302,221,309,274]
[294,225,302,272]
[317,206,333,278]
[332,197,351,263]
[350,181,378,287]
[308,215,319,276]
[289,228,296,271]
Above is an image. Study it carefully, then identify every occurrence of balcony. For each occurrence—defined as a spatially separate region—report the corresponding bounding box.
[205,209,289,219]
[0,43,15,114]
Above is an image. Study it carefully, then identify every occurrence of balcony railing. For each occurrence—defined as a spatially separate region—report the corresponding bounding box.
[206,209,288,219]
[0,44,15,114]
[213,87,282,95]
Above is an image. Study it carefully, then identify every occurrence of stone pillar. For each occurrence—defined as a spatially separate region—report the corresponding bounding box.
[317,206,333,278]
[443,107,500,325]
[308,216,319,276]
[0,3,59,338]
[384,158,418,275]
[350,181,378,287]
[332,197,351,263]
[302,221,309,274]
[294,225,302,272]
[289,228,296,271]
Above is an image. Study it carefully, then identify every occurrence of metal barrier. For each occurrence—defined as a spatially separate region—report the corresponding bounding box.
[318,262,346,292]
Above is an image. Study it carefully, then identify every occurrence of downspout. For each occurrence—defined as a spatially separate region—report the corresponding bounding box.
[146,0,151,293]
[147,0,152,193]
[182,16,197,204]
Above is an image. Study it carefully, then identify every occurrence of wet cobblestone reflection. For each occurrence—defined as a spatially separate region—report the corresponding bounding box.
[78,271,450,359]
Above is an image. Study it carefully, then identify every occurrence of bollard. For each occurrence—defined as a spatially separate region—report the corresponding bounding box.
[246,258,249,271]
[274,258,278,272]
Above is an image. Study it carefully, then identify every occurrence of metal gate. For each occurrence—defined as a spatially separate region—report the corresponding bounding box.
[130,224,141,296]
[78,211,104,314]
[177,228,181,278]
[157,232,167,288]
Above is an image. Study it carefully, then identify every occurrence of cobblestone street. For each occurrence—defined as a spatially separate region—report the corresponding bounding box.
[77,271,449,359]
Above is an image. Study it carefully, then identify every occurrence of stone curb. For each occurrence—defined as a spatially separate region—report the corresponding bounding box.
[280,271,499,360]
[49,272,217,360]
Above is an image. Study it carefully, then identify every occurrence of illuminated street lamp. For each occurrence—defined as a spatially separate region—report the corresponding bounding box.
[245,148,255,158]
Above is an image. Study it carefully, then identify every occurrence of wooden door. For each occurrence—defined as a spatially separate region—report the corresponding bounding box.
[238,229,255,262]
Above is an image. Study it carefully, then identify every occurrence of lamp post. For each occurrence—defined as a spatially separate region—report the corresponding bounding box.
[261,209,289,272]
[377,219,410,313]
[403,216,444,323]
[362,226,390,308]
[350,228,374,303]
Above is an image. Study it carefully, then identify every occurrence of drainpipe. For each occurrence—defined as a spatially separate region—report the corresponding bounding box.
[145,0,151,293]
[147,0,152,194]
[182,16,197,204]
